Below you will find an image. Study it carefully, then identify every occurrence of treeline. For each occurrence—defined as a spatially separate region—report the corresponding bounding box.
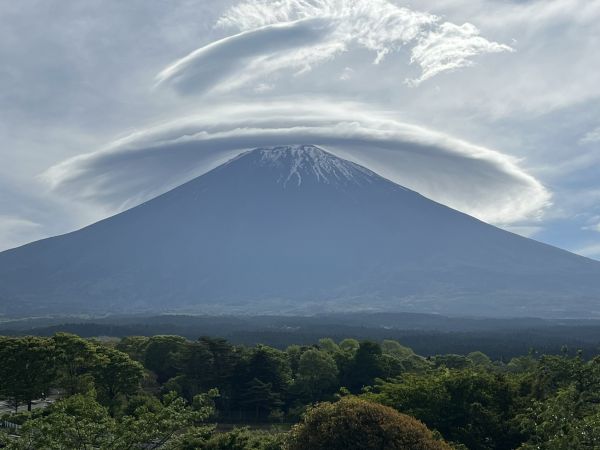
[5,314,600,360]
[1,333,600,449]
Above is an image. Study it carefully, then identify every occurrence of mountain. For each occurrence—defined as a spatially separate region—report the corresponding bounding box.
[1,145,599,318]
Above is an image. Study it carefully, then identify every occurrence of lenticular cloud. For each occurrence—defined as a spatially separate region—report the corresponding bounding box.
[45,103,550,224]
[157,0,512,95]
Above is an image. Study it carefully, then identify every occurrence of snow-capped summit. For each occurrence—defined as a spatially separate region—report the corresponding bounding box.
[1,145,600,318]
[244,145,376,187]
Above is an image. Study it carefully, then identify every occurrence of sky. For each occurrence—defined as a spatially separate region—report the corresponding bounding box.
[1,0,599,259]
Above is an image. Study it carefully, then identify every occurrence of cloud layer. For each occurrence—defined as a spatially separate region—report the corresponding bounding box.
[158,0,512,95]
[45,103,549,224]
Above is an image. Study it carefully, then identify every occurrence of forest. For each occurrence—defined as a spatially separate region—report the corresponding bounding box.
[1,332,600,449]
[4,313,600,360]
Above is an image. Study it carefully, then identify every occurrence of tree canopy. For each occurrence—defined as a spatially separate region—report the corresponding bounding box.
[2,333,600,450]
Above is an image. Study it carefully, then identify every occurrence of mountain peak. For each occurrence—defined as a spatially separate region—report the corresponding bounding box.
[239,145,376,187]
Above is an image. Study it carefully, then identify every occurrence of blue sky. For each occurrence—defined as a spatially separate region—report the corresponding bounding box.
[1,0,599,260]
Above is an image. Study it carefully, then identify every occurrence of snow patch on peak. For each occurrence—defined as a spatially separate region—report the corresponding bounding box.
[250,145,376,187]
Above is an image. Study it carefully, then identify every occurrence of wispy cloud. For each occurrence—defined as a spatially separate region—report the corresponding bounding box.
[408,21,512,85]
[574,243,600,260]
[156,18,337,95]
[582,215,600,233]
[158,0,512,95]
[580,126,600,145]
[502,225,543,238]
[44,102,550,224]
[0,215,42,251]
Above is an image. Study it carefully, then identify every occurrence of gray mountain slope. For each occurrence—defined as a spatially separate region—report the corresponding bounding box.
[1,145,599,318]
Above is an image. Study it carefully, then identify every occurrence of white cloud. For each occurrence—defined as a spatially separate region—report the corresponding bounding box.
[156,18,337,95]
[157,0,512,95]
[408,21,512,85]
[407,0,600,117]
[580,127,600,145]
[582,216,600,233]
[339,67,354,80]
[502,225,543,238]
[574,243,600,260]
[0,215,42,251]
[44,102,550,224]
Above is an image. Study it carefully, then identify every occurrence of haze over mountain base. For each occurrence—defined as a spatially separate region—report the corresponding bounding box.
[1,145,599,318]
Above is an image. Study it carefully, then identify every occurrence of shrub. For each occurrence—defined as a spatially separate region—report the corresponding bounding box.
[201,427,285,450]
[287,397,452,450]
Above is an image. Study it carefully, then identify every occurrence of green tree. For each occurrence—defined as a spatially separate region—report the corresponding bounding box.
[240,378,283,421]
[381,340,415,359]
[468,351,493,368]
[366,372,450,427]
[287,397,452,450]
[8,393,116,449]
[295,349,339,402]
[0,430,9,447]
[367,368,522,450]
[431,354,472,370]
[338,338,359,354]
[345,341,384,392]
[114,390,217,449]
[379,340,430,378]
[318,338,340,354]
[199,337,239,390]
[8,390,217,449]
[399,354,432,373]
[246,346,292,393]
[234,345,292,414]
[144,335,187,383]
[116,336,149,362]
[285,345,304,375]
[330,340,356,390]
[92,345,145,415]
[506,354,538,374]
[52,333,98,395]
[379,354,407,379]
[517,384,600,449]
[0,336,55,412]
[198,427,285,450]
[528,353,594,401]
[515,356,600,449]
[169,340,215,400]
[168,337,240,414]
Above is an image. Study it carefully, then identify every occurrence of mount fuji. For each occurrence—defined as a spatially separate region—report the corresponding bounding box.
[1,145,600,318]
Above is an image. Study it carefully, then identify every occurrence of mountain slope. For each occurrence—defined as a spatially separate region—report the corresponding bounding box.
[1,145,599,318]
